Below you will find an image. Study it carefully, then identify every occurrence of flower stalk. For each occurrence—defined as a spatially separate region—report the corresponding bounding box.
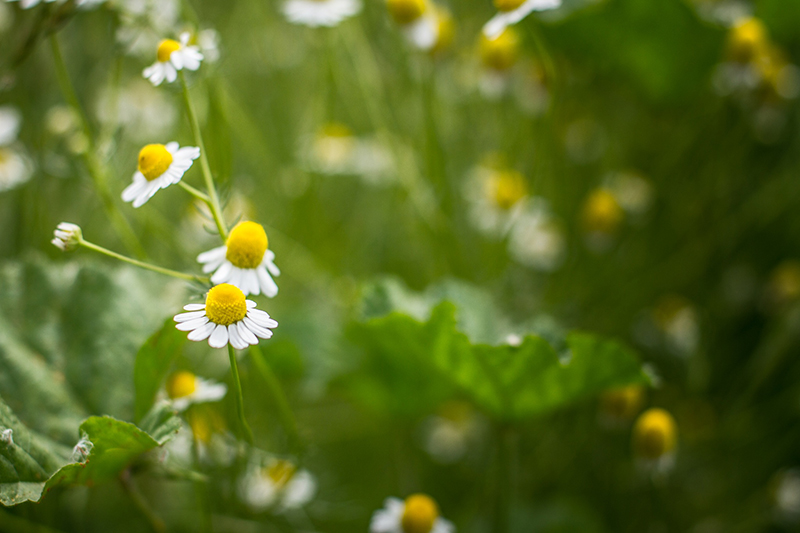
[228,344,254,445]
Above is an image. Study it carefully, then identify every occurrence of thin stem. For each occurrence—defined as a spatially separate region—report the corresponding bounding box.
[249,344,303,455]
[49,32,146,258]
[179,71,228,240]
[78,239,208,283]
[228,344,254,445]
[179,181,211,203]
[120,469,166,533]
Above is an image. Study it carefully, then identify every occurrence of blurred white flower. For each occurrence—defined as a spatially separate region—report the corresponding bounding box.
[96,79,177,142]
[507,200,566,272]
[238,457,317,512]
[122,142,200,208]
[301,123,394,184]
[386,0,439,51]
[420,402,485,464]
[464,159,529,239]
[164,370,227,411]
[0,106,33,192]
[604,171,654,219]
[483,0,560,40]
[115,0,181,58]
[283,0,361,27]
[143,33,203,86]
[652,295,700,357]
[164,408,237,467]
[196,28,221,63]
[6,0,60,9]
[371,494,455,533]
[0,107,21,146]
[775,469,800,523]
[197,221,281,297]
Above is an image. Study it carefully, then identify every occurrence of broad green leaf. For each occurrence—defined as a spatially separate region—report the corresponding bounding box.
[0,393,71,506]
[350,301,650,421]
[134,319,186,422]
[44,414,179,494]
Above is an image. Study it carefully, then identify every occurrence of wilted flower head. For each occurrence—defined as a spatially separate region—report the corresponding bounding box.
[51,223,83,252]
[371,494,455,533]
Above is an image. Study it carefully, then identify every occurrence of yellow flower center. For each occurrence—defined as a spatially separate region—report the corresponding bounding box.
[633,408,677,460]
[157,39,182,62]
[204,283,247,326]
[264,460,297,489]
[582,189,623,233]
[138,144,173,182]
[225,221,268,269]
[480,28,520,71]
[600,385,644,420]
[401,494,439,533]
[431,8,455,55]
[387,0,426,25]
[166,371,197,399]
[186,406,226,444]
[494,0,526,12]
[728,17,769,63]
[490,169,527,210]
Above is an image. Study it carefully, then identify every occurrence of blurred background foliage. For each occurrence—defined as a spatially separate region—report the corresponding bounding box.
[0,0,800,531]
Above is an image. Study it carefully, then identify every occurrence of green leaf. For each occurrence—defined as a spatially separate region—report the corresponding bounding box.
[0,393,71,506]
[44,414,179,494]
[349,300,650,421]
[134,319,186,422]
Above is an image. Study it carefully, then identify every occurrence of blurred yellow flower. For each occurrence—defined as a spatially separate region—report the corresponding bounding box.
[633,408,677,460]
[582,188,624,235]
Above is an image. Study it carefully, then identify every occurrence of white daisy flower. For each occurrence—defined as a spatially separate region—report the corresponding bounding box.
[371,494,455,533]
[6,0,60,9]
[483,0,561,40]
[0,146,33,192]
[142,32,204,86]
[283,0,361,28]
[164,370,227,411]
[464,161,529,238]
[238,457,317,512]
[477,28,520,99]
[507,200,566,272]
[0,106,21,146]
[386,0,439,51]
[51,222,82,252]
[173,283,278,350]
[197,221,280,297]
[122,142,200,208]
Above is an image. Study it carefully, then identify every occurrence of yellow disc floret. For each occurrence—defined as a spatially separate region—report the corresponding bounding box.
[490,169,527,210]
[225,221,268,269]
[480,28,521,71]
[157,39,182,62]
[494,0,526,12]
[204,283,247,326]
[633,408,677,460]
[387,0,426,25]
[138,144,173,182]
[166,371,197,399]
[431,7,455,56]
[728,17,769,63]
[265,460,297,489]
[582,188,623,234]
[601,385,644,420]
[401,494,439,533]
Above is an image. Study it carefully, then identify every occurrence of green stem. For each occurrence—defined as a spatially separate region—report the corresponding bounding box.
[179,181,211,203]
[78,239,208,283]
[228,344,254,445]
[120,469,166,533]
[249,344,302,454]
[49,32,146,258]
[179,71,228,240]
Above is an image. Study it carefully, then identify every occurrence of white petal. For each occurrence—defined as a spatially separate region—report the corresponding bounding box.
[121,177,148,203]
[228,324,247,350]
[198,245,227,264]
[164,63,178,83]
[208,324,229,348]
[132,181,160,208]
[187,321,216,341]
[243,317,274,339]
[247,309,278,329]
[211,261,234,284]
[174,310,207,323]
[256,266,279,298]
[165,141,179,153]
[183,303,206,311]
[176,316,209,331]
[237,322,259,346]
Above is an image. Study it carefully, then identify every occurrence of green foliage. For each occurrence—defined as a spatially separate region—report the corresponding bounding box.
[347,281,649,420]
[133,319,186,422]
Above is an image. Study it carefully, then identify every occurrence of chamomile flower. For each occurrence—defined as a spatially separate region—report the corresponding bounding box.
[51,222,82,252]
[6,0,60,9]
[122,142,200,208]
[197,221,280,297]
[165,370,227,411]
[143,33,204,86]
[465,159,529,238]
[0,106,33,192]
[582,187,624,251]
[483,0,560,40]
[371,494,455,533]
[599,385,645,426]
[238,457,317,512]
[283,0,362,27]
[174,283,278,349]
[386,0,439,51]
[507,201,566,272]
[0,106,20,146]
[478,28,520,98]
[633,408,678,472]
